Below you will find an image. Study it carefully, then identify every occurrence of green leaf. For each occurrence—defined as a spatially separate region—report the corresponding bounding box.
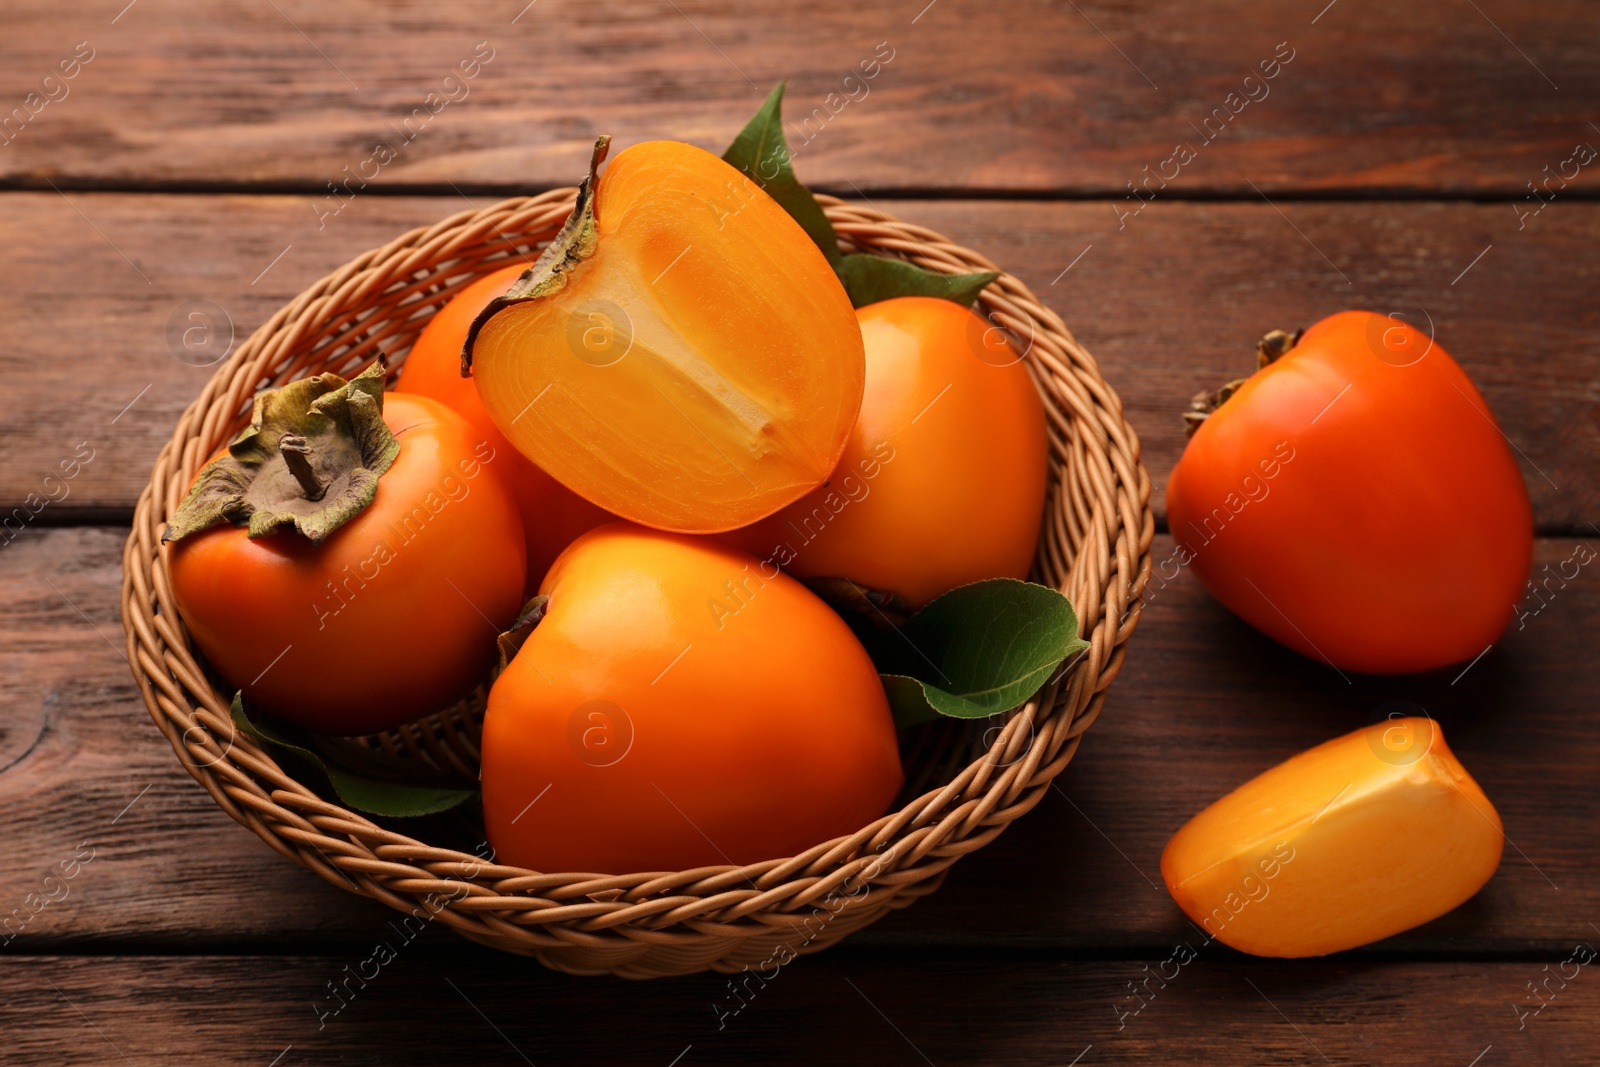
[722,82,841,264]
[873,579,1089,730]
[721,82,1000,310]
[835,254,999,310]
[230,693,476,817]
[318,769,476,820]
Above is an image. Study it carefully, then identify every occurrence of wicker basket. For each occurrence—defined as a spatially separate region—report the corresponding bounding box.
[120,188,1154,978]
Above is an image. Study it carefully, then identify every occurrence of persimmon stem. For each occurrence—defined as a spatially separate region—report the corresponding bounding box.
[279,433,327,501]
[460,135,611,378]
[1256,328,1301,367]
[1182,327,1304,437]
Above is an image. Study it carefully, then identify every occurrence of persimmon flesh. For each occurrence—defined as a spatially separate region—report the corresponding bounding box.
[1161,718,1503,957]
[469,139,864,534]
[395,263,611,588]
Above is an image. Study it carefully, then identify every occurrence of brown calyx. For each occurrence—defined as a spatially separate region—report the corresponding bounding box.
[1182,327,1303,438]
[460,135,612,378]
[162,360,400,545]
[804,577,914,631]
[496,594,551,671]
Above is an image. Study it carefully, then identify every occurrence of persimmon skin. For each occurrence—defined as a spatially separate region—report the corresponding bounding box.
[395,264,611,588]
[1162,718,1502,957]
[481,522,904,874]
[722,296,1049,608]
[1166,311,1533,674]
[168,393,527,735]
[471,140,865,534]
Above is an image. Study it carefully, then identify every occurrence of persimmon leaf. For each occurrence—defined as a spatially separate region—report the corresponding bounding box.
[835,254,998,310]
[871,579,1089,730]
[230,693,476,817]
[723,82,1002,310]
[319,769,475,820]
[722,81,841,264]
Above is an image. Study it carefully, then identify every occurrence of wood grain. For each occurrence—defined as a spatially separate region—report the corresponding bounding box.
[0,194,1594,529]
[0,527,381,948]
[6,953,1596,1065]
[3,0,1595,1058]
[0,1,1594,196]
[4,527,1593,954]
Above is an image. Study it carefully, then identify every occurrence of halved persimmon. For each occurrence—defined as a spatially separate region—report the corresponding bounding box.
[395,263,611,588]
[465,138,864,534]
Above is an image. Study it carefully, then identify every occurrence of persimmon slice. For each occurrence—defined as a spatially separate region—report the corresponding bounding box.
[466,138,864,534]
[1161,718,1503,957]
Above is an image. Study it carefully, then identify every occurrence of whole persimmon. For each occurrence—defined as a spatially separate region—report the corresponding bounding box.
[465,137,865,534]
[481,522,904,873]
[395,263,611,588]
[722,296,1049,608]
[165,363,527,735]
[1166,311,1533,674]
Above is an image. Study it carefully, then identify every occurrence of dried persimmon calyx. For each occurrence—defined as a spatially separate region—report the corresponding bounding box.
[163,361,399,545]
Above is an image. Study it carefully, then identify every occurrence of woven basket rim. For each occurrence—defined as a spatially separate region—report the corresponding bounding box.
[121,188,1154,977]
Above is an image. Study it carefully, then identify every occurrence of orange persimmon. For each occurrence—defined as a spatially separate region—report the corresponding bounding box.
[481,522,903,873]
[1166,311,1532,673]
[395,263,611,588]
[165,365,527,735]
[466,138,865,534]
[1161,717,1503,957]
[722,296,1048,608]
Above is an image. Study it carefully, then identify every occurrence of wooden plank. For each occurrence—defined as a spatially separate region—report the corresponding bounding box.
[0,0,1594,194]
[4,954,1596,1065]
[0,527,381,947]
[0,193,1592,528]
[892,536,1600,956]
[3,527,1594,953]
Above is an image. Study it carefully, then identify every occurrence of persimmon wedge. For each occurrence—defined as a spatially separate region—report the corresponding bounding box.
[1161,718,1502,957]
[465,137,864,534]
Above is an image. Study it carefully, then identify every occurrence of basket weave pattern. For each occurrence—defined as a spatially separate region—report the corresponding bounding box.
[121,189,1154,978]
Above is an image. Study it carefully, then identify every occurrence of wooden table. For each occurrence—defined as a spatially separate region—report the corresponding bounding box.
[3,2,1595,1063]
